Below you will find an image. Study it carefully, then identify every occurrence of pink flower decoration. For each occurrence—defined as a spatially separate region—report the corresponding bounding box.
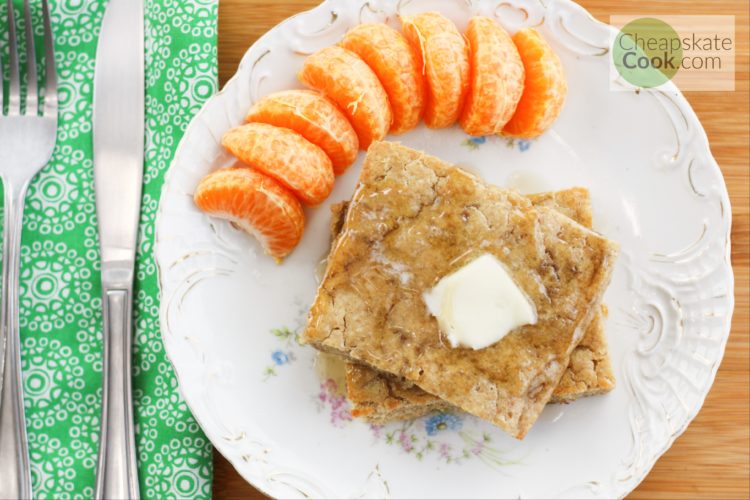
[398,431,414,452]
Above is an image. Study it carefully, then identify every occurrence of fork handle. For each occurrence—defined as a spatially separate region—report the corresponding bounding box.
[95,263,139,500]
[0,184,32,500]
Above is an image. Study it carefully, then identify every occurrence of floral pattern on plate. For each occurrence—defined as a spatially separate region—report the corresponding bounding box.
[315,378,353,428]
[372,418,520,469]
[262,327,301,380]
[462,135,533,152]
[313,376,520,469]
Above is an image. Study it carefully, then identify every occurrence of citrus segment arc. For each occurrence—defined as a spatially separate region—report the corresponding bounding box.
[298,46,392,150]
[401,12,470,129]
[194,167,305,262]
[459,16,525,137]
[503,28,567,139]
[340,23,425,135]
[222,122,335,206]
[245,90,359,175]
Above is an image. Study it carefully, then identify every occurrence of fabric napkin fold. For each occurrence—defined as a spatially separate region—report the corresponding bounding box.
[2,0,217,497]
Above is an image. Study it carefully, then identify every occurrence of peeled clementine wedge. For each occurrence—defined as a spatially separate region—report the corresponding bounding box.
[460,17,525,136]
[401,12,470,129]
[298,46,392,150]
[194,167,305,262]
[246,90,359,174]
[222,122,335,206]
[503,28,567,139]
[340,23,425,135]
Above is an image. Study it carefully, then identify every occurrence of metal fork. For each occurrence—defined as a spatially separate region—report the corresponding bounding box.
[0,0,57,497]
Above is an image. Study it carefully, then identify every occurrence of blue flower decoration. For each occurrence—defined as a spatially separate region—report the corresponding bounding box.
[518,139,531,152]
[462,135,488,151]
[425,413,463,436]
[271,350,290,366]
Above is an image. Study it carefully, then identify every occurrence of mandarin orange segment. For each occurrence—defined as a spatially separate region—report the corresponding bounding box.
[298,46,392,150]
[401,12,470,129]
[503,28,567,139]
[246,90,359,175]
[340,23,425,135]
[194,167,305,262]
[459,16,525,137]
[222,122,335,206]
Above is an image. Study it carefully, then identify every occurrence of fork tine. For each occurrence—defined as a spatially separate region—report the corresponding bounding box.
[6,0,20,115]
[22,0,37,115]
[41,0,56,117]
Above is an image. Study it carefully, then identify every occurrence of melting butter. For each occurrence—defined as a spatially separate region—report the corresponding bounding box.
[315,256,329,284]
[423,253,537,350]
[314,351,348,394]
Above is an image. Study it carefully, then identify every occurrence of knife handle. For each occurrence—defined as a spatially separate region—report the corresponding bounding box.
[95,264,140,500]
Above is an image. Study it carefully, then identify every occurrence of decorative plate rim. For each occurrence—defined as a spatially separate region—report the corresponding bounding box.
[153,0,735,498]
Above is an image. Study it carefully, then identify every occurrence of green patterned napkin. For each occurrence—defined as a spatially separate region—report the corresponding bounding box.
[1,0,217,497]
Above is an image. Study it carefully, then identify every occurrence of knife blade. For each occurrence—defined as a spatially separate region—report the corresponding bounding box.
[92,0,144,498]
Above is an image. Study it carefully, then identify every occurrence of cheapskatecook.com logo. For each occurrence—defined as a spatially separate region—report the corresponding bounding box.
[611,16,735,91]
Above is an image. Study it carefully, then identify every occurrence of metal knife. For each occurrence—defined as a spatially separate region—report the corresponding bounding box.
[92,0,144,498]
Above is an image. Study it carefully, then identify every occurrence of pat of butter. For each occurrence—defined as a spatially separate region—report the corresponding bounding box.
[423,254,537,350]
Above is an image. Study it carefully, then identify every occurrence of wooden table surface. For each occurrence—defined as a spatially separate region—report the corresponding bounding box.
[213,0,750,498]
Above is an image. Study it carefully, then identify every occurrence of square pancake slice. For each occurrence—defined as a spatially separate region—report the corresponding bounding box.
[303,142,619,439]
[329,189,615,424]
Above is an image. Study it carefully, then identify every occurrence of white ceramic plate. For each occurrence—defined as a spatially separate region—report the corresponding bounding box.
[154,0,734,498]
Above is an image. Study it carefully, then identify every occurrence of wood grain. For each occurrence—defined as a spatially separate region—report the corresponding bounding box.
[214,1,750,498]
